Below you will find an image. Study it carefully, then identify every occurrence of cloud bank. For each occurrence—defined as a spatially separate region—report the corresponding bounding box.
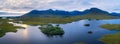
[0,0,120,13]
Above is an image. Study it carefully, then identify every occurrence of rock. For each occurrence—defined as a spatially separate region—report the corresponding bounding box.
[88,31,93,34]
[84,24,90,26]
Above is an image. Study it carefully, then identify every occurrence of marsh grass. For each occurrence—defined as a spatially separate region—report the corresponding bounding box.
[100,24,120,30]
[75,42,84,44]
[100,24,120,44]
[18,14,120,25]
[0,19,23,37]
[101,32,120,44]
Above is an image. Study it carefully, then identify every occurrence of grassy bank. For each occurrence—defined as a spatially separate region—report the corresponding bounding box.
[100,24,120,44]
[100,24,120,30]
[17,14,120,25]
[0,19,23,37]
[101,32,120,44]
[75,42,84,44]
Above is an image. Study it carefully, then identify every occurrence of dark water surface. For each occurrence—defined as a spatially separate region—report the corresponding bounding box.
[0,19,120,44]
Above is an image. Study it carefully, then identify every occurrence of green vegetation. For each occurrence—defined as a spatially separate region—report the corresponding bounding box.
[101,32,120,44]
[75,42,84,44]
[39,24,64,35]
[100,24,120,30]
[17,14,120,25]
[0,19,23,37]
[17,16,81,25]
[79,13,120,19]
[100,24,120,44]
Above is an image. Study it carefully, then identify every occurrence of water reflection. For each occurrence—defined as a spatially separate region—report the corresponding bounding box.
[22,27,28,40]
[21,24,28,28]
[46,35,63,38]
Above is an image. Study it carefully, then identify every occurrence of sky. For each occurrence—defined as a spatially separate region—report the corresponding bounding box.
[0,0,120,15]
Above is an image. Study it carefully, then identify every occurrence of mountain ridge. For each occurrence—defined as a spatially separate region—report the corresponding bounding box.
[18,8,120,25]
[22,8,120,17]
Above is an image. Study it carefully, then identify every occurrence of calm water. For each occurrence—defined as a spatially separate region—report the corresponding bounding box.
[0,19,120,44]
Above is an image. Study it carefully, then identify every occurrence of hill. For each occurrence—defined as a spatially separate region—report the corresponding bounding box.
[111,12,120,16]
[22,8,120,18]
[18,8,120,25]
[22,9,83,17]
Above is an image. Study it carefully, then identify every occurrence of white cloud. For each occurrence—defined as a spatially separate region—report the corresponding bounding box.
[0,0,120,13]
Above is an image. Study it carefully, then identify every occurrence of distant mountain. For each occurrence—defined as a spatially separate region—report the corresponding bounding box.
[21,8,120,18]
[111,12,120,16]
[22,9,83,17]
[82,8,109,15]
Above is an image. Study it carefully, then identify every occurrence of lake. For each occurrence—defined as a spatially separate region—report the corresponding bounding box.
[0,19,120,44]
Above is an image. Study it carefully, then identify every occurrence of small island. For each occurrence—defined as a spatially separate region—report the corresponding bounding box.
[39,24,64,36]
[84,24,90,26]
